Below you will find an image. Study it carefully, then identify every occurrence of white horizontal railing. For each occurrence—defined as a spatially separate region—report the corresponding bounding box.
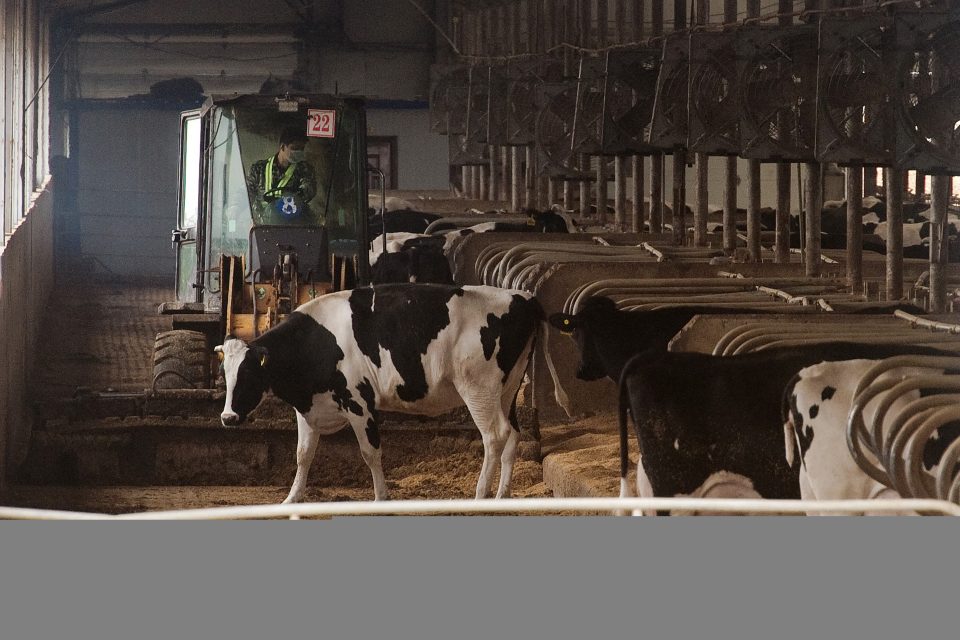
[2,497,960,520]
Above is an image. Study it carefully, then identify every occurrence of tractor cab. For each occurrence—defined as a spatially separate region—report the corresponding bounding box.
[157,94,375,388]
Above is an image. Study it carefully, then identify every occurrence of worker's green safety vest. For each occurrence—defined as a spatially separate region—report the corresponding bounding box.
[264,156,296,199]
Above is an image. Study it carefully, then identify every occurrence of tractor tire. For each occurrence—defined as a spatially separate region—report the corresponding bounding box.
[152,330,211,390]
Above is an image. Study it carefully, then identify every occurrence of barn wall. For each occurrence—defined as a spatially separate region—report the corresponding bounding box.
[73,106,181,277]
[367,107,450,189]
[0,183,55,484]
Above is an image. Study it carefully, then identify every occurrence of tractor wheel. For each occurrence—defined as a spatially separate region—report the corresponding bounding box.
[152,330,211,390]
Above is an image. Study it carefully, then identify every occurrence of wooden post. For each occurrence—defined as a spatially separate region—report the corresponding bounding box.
[672,152,686,245]
[511,146,522,212]
[632,155,644,232]
[775,162,791,262]
[915,171,927,202]
[747,160,761,261]
[650,153,664,233]
[525,145,535,209]
[694,154,708,245]
[863,166,878,198]
[652,0,663,36]
[462,165,470,199]
[501,146,510,202]
[746,1,762,261]
[547,177,558,209]
[846,166,863,292]
[723,1,738,254]
[723,157,737,253]
[580,154,591,219]
[775,0,793,262]
[614,0,625,43]
[929,175,950,312]
[632,0,644,42]
[563,176,573,212]
[614,155,626,230]
[693,0,709,247]
[596,157,608,225]
[474,164,483,202]
[885,167,904,300]
[488,145,498,201]
[598,0,609,47]
[804,162,822,277]
[479,163,488,201]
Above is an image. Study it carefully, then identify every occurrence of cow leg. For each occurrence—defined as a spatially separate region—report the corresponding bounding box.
[283,412,321,504]
[463,396,510,499]
[346,414,389,501]
[495,428,520,499]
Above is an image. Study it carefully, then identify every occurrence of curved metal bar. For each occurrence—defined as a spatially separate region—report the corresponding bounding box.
[936,431,960,501]
[848,377,904,486]
[903,403,960,500]
[847,357,960,488]
[736,332,960,357]
[885,403,946,498]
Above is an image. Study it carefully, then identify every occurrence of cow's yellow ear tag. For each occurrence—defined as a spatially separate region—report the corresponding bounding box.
[260,355,268,367]
[526,217,536,226]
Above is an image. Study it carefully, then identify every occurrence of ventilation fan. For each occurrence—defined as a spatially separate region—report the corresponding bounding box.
[465,65,490,146]
[429,64,470,134]
[687,31,740,155]
[449,66,491,167]
[815,16,896,166]
[487,57,563,146]
[448,130,489,166]
[571,56,606,156]
[648,34,689,150]
[535,83,583,177]
[602,47,660,154]
[893,11,960,175]
[534,57,603,179]
[486,64,511,145]
[737,25,819,161]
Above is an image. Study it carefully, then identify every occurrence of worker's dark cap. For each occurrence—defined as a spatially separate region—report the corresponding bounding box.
[279,125,308,147]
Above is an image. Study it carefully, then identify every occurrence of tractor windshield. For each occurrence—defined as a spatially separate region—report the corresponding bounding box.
[233,104,363,243]
[206,102,364,261]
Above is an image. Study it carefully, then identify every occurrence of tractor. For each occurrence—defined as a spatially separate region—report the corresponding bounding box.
[154,93,380,389]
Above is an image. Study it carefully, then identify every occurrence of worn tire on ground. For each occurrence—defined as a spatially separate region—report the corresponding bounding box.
[152,330,210,389]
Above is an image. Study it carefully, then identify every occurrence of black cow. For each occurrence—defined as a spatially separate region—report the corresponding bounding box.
[614,342,957,512]
[371,243,454,285]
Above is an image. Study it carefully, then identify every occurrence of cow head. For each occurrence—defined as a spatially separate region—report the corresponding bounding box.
[548,297,619,381]
[215,337,270,426]
[524,208,572,233]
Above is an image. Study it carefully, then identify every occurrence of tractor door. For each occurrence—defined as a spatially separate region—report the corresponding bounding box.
[173,110,203,302]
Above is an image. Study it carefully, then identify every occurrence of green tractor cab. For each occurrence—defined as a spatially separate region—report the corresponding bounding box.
[155,94,377,389]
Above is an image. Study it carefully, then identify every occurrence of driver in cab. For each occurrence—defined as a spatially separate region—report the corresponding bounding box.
[246,125,317,221]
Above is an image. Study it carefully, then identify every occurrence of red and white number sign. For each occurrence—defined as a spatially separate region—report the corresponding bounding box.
[307,109,336,138]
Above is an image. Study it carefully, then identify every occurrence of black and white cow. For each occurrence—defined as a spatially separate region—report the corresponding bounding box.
[216,284,542,502]
[783,358,960,514]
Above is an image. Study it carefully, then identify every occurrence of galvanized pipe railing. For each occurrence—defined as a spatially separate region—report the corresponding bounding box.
[846,356,960,498]
[3,497,960,520]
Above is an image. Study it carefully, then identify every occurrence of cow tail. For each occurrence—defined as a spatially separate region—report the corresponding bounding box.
[617,354,643,492]
[538,302,572,416]
[781,372,802,471]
